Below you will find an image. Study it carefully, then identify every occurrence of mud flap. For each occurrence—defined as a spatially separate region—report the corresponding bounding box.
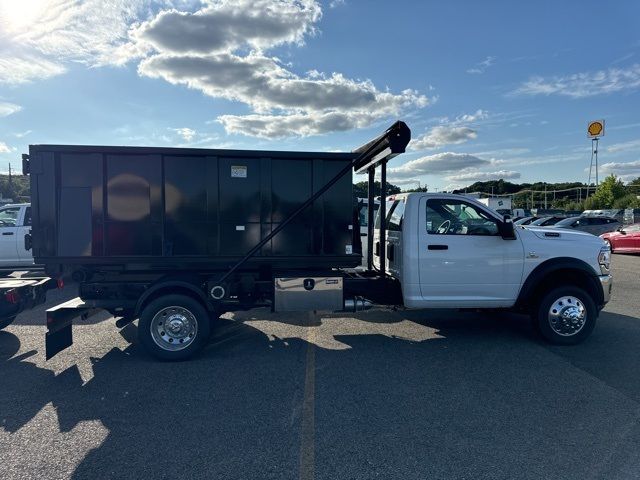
[46,298,100,360]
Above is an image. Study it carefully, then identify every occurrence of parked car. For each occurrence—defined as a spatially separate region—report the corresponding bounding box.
[529,216,565,227]
[0,203,34,270]
[514,216,539,226]
[554,216,621,236]
[600,223,640,253]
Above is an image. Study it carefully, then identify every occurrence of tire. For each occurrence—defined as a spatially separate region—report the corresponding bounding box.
[138,295,210,361]
[0,316,16,330]
[533,286,597,345]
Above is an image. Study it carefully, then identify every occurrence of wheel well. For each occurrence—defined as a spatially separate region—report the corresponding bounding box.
[136,285,210,316]
[521,268,602,310]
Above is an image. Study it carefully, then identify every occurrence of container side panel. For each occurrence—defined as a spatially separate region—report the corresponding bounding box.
[271,159,313,223]
[322,159,353,256]
[271,223,314,255]
[219,223,261,256]
[105,155,161,256]
[219,157,261,224]
[164,156,212,256]
[219,157,261,256]
[58,188,92,256]
[59,153,103,256]
[30,151,57,258]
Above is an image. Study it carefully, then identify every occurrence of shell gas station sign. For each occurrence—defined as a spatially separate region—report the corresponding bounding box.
[587,120,605,138]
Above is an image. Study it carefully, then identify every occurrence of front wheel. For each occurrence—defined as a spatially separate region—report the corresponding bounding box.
[533,286,597,345]
[138,295,211,361]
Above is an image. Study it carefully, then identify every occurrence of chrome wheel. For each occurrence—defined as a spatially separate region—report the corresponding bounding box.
[547,296,586,337]
[150,306,198,351]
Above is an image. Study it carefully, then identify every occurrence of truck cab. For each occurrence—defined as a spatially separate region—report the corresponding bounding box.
[0,203,34,269]
[374,193,612,344]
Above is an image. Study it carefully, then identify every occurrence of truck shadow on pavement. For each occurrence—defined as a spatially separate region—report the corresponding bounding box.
[1,309,639,479]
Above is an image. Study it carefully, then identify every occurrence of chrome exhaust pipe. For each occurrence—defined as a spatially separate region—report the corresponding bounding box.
[343,297,373,312]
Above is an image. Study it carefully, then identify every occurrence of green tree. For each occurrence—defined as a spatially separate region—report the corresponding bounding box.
[613,193,640,209]
[591,175,626,208]
[353,180,401,199]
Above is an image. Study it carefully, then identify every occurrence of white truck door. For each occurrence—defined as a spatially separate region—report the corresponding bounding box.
[417,197,524,308]
[0,206,22,266]
[16,206,34,264]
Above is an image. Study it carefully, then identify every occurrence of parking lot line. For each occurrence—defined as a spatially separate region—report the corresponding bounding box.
[299,311,317,480]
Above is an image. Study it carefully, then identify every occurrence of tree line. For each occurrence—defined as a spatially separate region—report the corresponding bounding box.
[353,176,640,211]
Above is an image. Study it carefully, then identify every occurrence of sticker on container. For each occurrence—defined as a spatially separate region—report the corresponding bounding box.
[231,165,247,178]
[326,279,339,285]
[345,244,353,254]
[236,225,245,231]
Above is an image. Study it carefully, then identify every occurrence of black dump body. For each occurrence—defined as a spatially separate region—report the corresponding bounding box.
[27,145,359,274]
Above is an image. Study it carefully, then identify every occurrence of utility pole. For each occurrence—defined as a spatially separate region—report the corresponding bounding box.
[8,162,11,186]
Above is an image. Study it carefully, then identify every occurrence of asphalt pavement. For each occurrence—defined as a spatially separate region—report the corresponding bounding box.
[1,255,639,480]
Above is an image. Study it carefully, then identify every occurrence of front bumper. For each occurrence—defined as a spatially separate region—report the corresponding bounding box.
[599,274,613,304]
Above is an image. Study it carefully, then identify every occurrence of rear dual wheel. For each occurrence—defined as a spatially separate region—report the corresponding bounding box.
[138,295,211,361]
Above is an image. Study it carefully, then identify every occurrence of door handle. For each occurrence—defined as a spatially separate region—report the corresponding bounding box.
[428,244,448,250]
[2,232,13,236]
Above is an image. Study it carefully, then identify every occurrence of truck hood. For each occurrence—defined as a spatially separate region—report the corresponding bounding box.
[522,226,603,243]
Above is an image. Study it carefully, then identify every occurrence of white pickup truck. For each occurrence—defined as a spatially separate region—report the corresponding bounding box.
[375,193,612,345]
[0,203,34,270]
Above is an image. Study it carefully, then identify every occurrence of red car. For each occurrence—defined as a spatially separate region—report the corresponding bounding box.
[600,223,640,253]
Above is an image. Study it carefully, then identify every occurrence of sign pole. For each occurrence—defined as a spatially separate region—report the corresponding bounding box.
[586,119,605,196]
[594,137,599,187]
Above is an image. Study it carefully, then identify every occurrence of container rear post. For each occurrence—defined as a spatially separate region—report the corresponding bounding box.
[366,167,375,271]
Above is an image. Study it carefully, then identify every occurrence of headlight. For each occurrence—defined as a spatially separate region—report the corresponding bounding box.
[598,246,611,274]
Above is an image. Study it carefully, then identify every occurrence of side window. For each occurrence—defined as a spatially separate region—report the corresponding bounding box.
[426,199,499,236]
[388,200,405,231]
[374,201,396,229]
[0,207,20,227]
[24,207,32,226]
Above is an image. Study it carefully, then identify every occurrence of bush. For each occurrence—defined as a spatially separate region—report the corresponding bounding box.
[613,193,640,209]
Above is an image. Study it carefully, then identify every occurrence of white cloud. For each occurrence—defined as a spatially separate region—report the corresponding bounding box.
[0,0,161,84]
[410,109,488,151]
[134,0,428,138]
[0,101,21,117]
[170,127,197,142]
[0,142,11,153]
[606,139,640,154]
[467,56,496,74]
[0,56,66,84]
[219,111,381,138]
[599,160,640,175]
[0,0,429,137]
[512,64,640,98]
[446,170,521,182]
[410,126,477,150]
[389,152,488,179]
[132,0,321,55]
[329,0,346,7]
[13,130,32,138]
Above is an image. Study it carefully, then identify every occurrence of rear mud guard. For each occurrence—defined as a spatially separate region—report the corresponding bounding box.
[46,298,101,359]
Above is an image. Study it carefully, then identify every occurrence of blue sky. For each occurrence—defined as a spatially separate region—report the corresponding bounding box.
[1,0,639,191]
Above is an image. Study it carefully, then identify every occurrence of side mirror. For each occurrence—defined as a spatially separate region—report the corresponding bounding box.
[499,215,517,240]
[619,229,627,235]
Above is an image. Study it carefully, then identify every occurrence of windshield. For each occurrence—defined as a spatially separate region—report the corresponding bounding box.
[554,218,576,227]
